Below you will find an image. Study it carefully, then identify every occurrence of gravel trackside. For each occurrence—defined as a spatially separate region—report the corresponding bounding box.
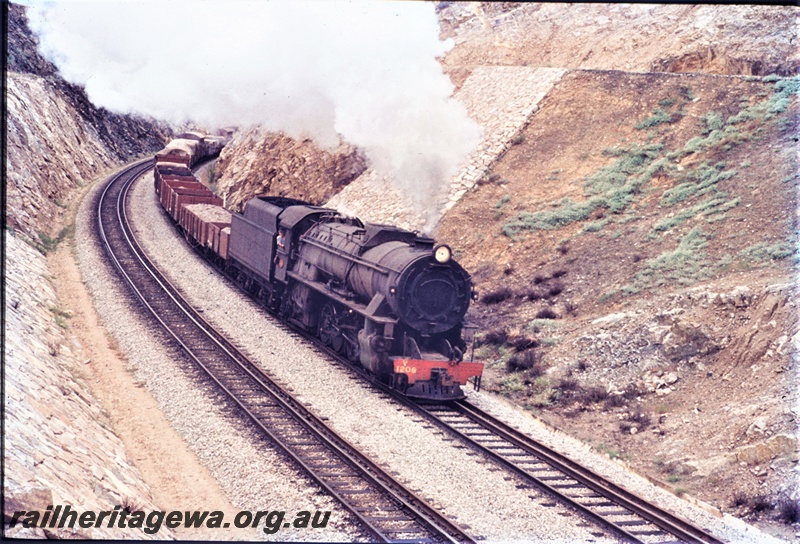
[121,172,615,542]
[79,169,778,543]
[463,390,785,544]
[76,172,364,542]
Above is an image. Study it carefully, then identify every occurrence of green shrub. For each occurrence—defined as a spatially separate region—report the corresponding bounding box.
[739,242,797,262]
[35,225,73,255]
[701,111,724,134]
[502,197,603,237]
[652,210,695,233]
[631,228,713,289]
[582,218,610,233]
[495,194,511,209]
[635,108,672,130]
[500,373,526,394]
[661,182,700,206]
[727,110,755,125]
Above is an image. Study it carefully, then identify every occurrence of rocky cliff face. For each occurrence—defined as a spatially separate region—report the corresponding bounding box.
[214,128,366,212]
[6,3,172,240]
[4,3,172,534]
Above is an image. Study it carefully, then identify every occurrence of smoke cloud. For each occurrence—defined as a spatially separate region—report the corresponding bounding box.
[26,0,482,213]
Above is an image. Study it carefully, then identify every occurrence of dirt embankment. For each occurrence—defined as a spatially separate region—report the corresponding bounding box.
[438,3,799,78]
[207,5,798,529]
[433,4,798,533]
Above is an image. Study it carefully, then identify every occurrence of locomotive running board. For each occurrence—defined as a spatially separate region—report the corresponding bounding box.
[286,271,397,325]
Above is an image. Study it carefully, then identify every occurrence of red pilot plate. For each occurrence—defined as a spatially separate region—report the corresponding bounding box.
[392,358,484,385]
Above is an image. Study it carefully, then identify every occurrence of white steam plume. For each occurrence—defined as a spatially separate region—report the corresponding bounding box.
[26,0,482,212]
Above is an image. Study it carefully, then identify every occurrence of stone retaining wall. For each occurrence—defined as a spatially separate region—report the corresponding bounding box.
[3,235,169,539]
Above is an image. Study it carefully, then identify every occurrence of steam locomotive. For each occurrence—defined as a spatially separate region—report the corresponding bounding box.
[154,135,483,400]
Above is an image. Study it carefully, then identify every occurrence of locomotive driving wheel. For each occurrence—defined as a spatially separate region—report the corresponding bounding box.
[318,303,344,353]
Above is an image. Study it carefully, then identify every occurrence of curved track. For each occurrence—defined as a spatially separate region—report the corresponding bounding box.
[415,400,725,544]
[280,306,725,544]
[94,160,474,544]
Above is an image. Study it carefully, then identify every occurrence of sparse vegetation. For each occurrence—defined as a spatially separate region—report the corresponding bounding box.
[659,162,737,207]
[502,142,668,238]
[547,283,564,297]
[634,108,672,130]
[778,499,800,524]
[659,97,676,108]
[651,195,740,234]
[528,318,559,331]
[700,111,724,134]
[739,241,797,264]
[495,194,511,209]
[500,373,526,394]
[480,328,508,346]
[481,287,513,305]
[581,218,609,233]
[535,308,557,319]
[502,75,793,244]
[50,306,73,329]
[624,227,719,294]
[546,169,561,180]
[478,173,503,186]
[596,443,622,460]
[506,350,544,374]
[507,335,539,352]
[35,225,73,255]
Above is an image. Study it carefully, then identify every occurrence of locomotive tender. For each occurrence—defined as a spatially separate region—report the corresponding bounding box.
[154,136,483,400]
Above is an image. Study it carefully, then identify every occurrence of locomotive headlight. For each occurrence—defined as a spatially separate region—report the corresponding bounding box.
[433,244,452,264]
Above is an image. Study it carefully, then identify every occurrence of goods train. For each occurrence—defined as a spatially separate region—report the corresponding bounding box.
[153,134,483,400]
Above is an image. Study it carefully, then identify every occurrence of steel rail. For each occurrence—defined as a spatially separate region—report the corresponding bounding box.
[279,325,725,544]
[447,399,726,544]
[133,156,724,544]
[94,161,474,544]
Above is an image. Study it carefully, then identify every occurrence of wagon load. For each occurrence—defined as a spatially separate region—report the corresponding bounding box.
[154,162,196,195]
[152,136,482,401]
[159,178,221,218]
[168,186,221,218]
[182,203,232,252]
[155,138,201,167]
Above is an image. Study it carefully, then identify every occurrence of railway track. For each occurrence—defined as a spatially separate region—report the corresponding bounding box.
[415,400,725,544]
[94,160,474,544]
[281,308,725,544]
